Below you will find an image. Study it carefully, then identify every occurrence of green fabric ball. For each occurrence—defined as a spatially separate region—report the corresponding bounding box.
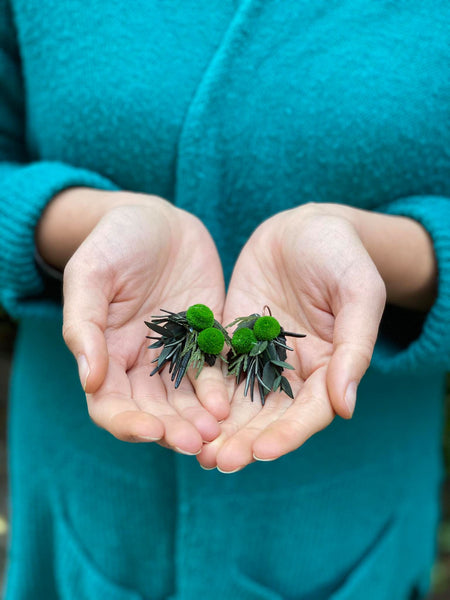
[231,327,257,354]
[186,304,214,331]
[197,327,225,355]
[253,316,281,341]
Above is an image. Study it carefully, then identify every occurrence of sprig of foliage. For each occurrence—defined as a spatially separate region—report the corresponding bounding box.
[145,305,305,401]
[145,306,230,388]
[227,312,306,405]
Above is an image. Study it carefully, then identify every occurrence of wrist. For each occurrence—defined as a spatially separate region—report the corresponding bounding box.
[354,209,437,310]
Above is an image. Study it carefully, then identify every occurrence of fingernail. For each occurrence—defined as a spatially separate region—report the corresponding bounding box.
[137,435,162,441]
[217,465,244,474]
[345,381,358,416]
[77,354,90,391]
[253,454,276,462]
[174,446,202,456]
[200,465,216,471]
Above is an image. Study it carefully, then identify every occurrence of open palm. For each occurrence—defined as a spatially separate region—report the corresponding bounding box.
[63,197,228,454]
[198,206,386,472]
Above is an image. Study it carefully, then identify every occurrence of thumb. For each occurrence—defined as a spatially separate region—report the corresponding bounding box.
[326,283,386,419]
[62,258,110,394]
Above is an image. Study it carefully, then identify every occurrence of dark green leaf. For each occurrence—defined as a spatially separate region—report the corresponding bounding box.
[157,344,175,366]
[244,358,256,397]
[249,343,260,356]
[226,314,259,329]
[160,308,178,316]
[168,346,181,374]
[283,331,306,338]
[273,375,282,391]
[266,341,278,361]
[259,382,267,405]
[250,340,268,356]
[262,361,276,391]
[146,322,170,336]
[148,341,163,349]
[280,376,294,398]
[257,373,272,392]
[273,339,293,351]
[174,351,191,388]
[150,361,166,376]
[270,359,295,370]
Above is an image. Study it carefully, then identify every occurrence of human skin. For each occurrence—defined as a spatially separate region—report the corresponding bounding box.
[37,189,231,455]
[200,204,436,472]
[36,189,437,465]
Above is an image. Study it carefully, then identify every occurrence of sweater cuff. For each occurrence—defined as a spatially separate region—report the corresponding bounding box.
[371,195,450,373]
[0,161,119,319]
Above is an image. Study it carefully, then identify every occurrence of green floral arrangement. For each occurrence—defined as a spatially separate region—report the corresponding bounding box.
[145,305,305,404]
[226,312,306,405]
[145,304,229,388]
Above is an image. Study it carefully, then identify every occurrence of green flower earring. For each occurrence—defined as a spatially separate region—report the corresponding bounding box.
[145,304,230,388]
[227,310,306,405]
[145,305,305,401]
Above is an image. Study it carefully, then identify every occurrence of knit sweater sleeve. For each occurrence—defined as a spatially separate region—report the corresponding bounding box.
[0,1,119,320]
[371,195,450,374]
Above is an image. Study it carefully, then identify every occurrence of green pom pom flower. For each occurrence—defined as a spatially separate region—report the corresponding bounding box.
[253,316,281,341]
[186,304,214,331]
[231,327,257,354]
[197,327,225,355]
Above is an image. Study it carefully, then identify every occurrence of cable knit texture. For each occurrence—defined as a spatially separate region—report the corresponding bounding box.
[0,1,449,599]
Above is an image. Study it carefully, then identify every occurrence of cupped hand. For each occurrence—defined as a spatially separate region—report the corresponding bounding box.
[198,203,386,472]
[62,193,229,453]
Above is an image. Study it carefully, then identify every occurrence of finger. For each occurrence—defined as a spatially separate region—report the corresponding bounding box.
[252,367,334,461]
[196,380,262,470]
[128,365,205,455]
[215,392,293,473]
[164,367,221,443]
[63,259,110,394]
[327,278,385,418]
[87,357,165,442]
[188,359,232,422]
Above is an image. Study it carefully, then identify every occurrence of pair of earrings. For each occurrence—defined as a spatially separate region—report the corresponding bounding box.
[145,304,305,405]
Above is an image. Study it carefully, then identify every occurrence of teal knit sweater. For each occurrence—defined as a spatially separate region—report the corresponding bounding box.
[0,1,449,599]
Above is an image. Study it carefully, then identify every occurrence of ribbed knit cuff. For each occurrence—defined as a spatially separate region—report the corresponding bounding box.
[0,161,119,319]
[372,195,450,373]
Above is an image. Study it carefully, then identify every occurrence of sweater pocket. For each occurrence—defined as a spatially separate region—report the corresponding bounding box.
[227,567,284,600]
[228,516,412,600]
[327,516,401,600]
[54,513,145,600]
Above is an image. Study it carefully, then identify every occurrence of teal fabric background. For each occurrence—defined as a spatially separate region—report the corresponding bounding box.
[0,1,449,598]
